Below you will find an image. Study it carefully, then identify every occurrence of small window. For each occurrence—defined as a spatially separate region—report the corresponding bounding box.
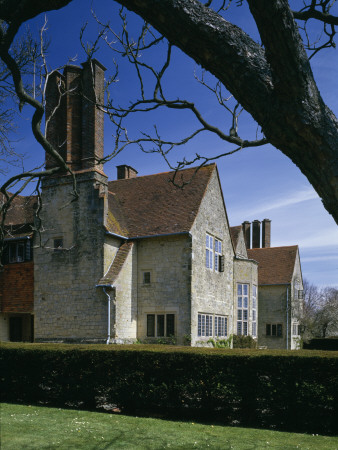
[292,323,300,336]
[9,242,25,262]
[266,323,283,337]
[54,238,63,252]
[298,290,304,299]
[147,314,175,338]
[147,314,155,337]
[143,272,151,284]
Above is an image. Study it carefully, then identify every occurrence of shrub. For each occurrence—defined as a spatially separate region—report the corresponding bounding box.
[233,334,257,348]
[1,343,337,435]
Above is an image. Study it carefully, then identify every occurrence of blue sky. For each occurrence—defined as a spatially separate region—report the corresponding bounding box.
[1,0,337,286]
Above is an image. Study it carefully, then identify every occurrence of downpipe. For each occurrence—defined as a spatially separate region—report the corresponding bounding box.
[103,287,111,345]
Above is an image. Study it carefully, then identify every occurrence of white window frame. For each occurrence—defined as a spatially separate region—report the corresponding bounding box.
[252,285,257,337]
[214,315,228,337]
[206,234,214,270]
[214,239,222,272]
[198,313,213,337]
[292,323,300,336]
[237,283,249,336]
[206,234,223,272]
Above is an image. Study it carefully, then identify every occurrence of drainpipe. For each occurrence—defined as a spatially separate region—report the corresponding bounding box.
[103,287,111,345]
[96,284,114,344]
[286,285,289,350]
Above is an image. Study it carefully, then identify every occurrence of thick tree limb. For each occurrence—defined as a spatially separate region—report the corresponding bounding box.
[1,0,338,224]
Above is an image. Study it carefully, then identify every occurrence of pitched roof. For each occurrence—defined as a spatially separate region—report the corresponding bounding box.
[230,225,242,250]
[97,241,133,286]
[2,193,37,226]
[106,164,215,238]
[2,193,37,238]
[247,246,298,285]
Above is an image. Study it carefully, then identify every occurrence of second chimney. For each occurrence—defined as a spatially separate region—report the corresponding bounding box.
[262,219,271,248]
[117,165,138,180]
[242,221,251,249]
[252,220,261,248]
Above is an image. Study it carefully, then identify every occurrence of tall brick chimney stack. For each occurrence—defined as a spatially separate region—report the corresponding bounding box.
[45,59,106,172]
[117,165,138,180]
[81,59,106,171]
[252,220,261,248]
[262,219,271,248]
[242,221,251,249]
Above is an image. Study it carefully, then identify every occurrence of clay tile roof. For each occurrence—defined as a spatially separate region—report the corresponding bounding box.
[247,246,298,285]
[230,225,242,250]
[97,241,133,286]
[1,193,37,237]
[107,164,215,238]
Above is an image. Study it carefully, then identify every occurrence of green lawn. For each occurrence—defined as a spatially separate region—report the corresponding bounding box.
[1,403,337,449]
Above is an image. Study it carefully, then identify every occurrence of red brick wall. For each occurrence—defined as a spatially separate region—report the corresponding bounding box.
[0,262,34,313]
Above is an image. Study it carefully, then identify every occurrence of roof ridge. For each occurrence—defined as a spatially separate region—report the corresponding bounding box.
[108,163,216,184]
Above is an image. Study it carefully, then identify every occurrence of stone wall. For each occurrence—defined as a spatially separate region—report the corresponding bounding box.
[137,235,192,345]
[113,242,138,342]
[34,170,109,342]
[258,284,288,349]
[190,169,234,345]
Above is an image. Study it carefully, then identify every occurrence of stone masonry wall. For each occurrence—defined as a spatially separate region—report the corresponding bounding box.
[190,169,234,345]
[34,171,109,342]
[258,285,288,349]
[137,235,192,345]
[113,243,138,342]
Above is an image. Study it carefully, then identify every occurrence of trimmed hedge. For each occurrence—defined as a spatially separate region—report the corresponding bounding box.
[303,338,338,351]
[1,343,337,434]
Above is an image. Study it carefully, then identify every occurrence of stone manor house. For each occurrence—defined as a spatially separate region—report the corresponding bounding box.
[0,60,304,349]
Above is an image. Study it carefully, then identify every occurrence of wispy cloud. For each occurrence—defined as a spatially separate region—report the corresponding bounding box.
[244,188,318,217]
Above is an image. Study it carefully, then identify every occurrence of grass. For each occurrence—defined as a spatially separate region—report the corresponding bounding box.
[1,403,337,449]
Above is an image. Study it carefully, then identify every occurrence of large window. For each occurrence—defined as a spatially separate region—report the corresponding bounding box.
[147,314,175,337]
[237,283,249,335]
[266,323,283,337]
[252,285,257,337]
[206,234,223,272]
[198,313,227,337]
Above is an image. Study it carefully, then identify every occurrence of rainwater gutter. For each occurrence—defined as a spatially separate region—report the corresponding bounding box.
[105,230,191,240]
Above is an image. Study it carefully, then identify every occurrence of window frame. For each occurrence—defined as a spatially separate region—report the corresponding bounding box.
[206,233,223,272]
[2,239,32,264]
[266,323,283,337]
[198,313,228,338]
[146,313,175,338]
[252,285,257,337]
[237,283,249,336]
